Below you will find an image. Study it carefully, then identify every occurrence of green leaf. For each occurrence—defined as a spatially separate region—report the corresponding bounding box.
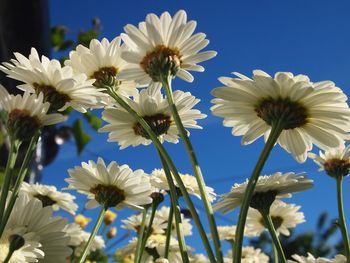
[72,119,91,155]
[84,112,102,130]
[77,29,99,47]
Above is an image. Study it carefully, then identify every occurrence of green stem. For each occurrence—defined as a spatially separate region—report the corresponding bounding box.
[159,151,190,263]
[336,176,350,260]
[164,205,174,259]
[78,206,106,263]
[233,121,284,263]
[106,88,216,261]
[140,202,158,256]
[161,75,223,263]
[0,134,39,238]
[260,211,286,263]
[3,251,13,263]
[0,140,20,226]
[135,207,148,263]
[273,243,279,263]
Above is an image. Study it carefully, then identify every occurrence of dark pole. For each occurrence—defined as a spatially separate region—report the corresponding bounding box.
[0,0,50,181]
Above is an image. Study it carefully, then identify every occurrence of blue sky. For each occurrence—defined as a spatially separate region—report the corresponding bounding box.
[46,0,350,256]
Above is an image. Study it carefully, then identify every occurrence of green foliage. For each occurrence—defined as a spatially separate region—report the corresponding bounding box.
[77,18,101,47]
[84,112,102,130]
[87,249,109,263]
[51,18,101,53]
[72,119,91,155]
[51,26,74,51]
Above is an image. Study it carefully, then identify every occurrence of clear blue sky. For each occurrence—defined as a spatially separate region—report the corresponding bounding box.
[46,0,350,256]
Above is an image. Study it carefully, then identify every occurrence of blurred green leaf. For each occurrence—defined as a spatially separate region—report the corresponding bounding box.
[51,26,73,51]
[87,249,108,263]
[72,119,91,155]
[84,112,102,130]
[78,30,99,47]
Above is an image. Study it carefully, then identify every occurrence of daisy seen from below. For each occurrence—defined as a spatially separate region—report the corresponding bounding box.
[211,70,350,163]
[225,246,269,263]
[150,169,216,202]
[21,182,78,214]
[119,10,217,84]
[4,192,71,263]
[121,212,166,235]
[153,206,193,236]
[288,253,347,263]
[214,172,313,214]
[308,143,350,178]
[65,36,138,98]
[118,235,183,263]
[63,222,105,257]
[0,228,43,263]
[246,200,305,237]
[308,144,350,260]
[0,47,107,113]
[216,225,255,242]
[99,87,206,149]
[0,85,66,141]
[66,157,153,209]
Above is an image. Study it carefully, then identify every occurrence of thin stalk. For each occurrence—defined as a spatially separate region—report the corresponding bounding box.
[159,151,190,263]
[233,121,284,263]
[0,134,39,238]
[273,243,279,263]
[164,205,174,259]
[336,176,350,260]
[78,206,106,263]
[140,202,158,255]
[0,140,20,226]
[106,88,216,261]
[135,207,148,263]
[260,211,286,263]
[3,251,13,263]
[161,75,223,263]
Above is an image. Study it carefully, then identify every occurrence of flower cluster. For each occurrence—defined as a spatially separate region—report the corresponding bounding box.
[0,7,349,263]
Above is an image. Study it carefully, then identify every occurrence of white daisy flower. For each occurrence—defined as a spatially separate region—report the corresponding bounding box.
[5,192,72,263]
[225,246,269,263]
[66,157,153,209]
[0,228,43,263]
[99,87,206,149]
[246,200,305,236]
[288,253,347,263]
[308,143,350,177]
[0,47,107,113]
[150,169,216,202]
[0,85,66,141]
[63,223,84,247]
[118,234,185,263]
[121,212,167,235]
[65,36,138,98]
[73,231,105,257]
[154,206,193,236]
[119,10,217,84]
[190,254,210,263]
[211,70,350,163]
[214,172,313,213]
[21,182,78,214]
[216,225,255,241]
